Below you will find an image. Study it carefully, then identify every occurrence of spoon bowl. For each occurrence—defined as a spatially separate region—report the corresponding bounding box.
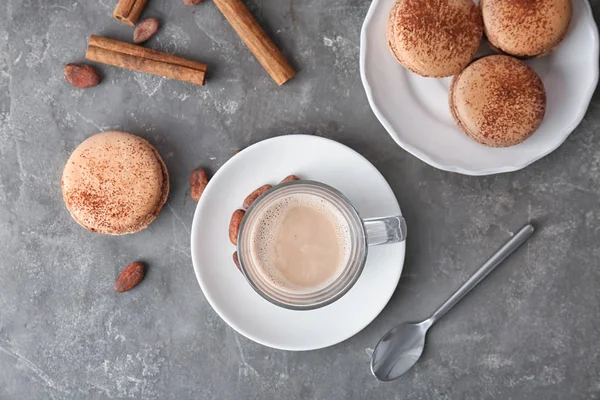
[371,320,431,381]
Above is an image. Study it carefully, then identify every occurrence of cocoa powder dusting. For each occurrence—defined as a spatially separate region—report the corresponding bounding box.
[482,0,571,56]
[391,0,482,76]
[456,56,546,146]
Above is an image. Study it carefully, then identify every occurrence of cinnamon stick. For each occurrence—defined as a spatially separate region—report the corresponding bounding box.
[85,35,207,86]
[113,0,148,26]
[213,0,295,86]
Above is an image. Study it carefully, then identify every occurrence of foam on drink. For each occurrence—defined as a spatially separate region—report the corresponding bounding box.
[249,193,351,294]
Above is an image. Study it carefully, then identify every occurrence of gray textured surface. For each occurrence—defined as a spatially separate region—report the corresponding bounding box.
[0,0,599,398]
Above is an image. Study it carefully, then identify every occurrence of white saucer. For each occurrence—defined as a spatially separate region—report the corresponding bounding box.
[360,0,599,175]
[190,135,405,351]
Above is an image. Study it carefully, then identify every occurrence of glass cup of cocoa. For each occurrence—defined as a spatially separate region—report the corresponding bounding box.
[237,181,407,310]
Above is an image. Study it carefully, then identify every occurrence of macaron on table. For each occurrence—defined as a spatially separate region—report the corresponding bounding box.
[1,1,600,399]
[62,131,169,235]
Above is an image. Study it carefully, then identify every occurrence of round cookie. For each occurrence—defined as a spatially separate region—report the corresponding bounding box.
[386,0,483,78]
[448,55,546,147]
[62,131,169,235]
[481,0,572,58]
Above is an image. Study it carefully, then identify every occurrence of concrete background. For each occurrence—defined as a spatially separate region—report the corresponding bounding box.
[1,0,599,398]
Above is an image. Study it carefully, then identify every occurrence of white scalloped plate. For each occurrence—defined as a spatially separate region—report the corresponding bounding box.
[360,0,599,175]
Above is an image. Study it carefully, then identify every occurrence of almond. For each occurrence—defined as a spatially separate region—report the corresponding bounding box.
[114,262,146,293]
[190,167,209,202]
[229,209,245,245]
[133,18,160,44]
[182,0,203,5]
[280,175,300,183]
[64,63,101,88]
[233,251,241,272]
[243,185,272,209]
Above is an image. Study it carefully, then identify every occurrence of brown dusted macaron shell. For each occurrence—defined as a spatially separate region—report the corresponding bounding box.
[481,0,572,58]
[448,55,546,147]
[386,0,483,78]
[62,131,169,235]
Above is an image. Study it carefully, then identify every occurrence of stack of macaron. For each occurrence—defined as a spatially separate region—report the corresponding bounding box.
[386,0,572,147]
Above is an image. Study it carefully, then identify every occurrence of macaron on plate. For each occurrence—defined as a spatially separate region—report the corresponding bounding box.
[361,0,599,175]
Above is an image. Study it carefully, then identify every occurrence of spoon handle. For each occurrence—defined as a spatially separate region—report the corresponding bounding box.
[427,224,534,326]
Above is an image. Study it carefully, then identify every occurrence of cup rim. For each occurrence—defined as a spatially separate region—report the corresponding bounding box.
[237,180,368,311]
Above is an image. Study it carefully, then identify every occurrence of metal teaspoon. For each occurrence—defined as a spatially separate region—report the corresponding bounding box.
[371,224,535,381]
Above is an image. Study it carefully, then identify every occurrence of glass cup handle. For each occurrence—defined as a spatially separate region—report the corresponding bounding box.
[363,216,407,246]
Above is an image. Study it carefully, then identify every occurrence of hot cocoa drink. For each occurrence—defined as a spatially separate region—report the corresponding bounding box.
[248,193,352,293]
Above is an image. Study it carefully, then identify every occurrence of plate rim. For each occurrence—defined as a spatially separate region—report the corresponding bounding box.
[360,0,600,176]
[190,134,406,351]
